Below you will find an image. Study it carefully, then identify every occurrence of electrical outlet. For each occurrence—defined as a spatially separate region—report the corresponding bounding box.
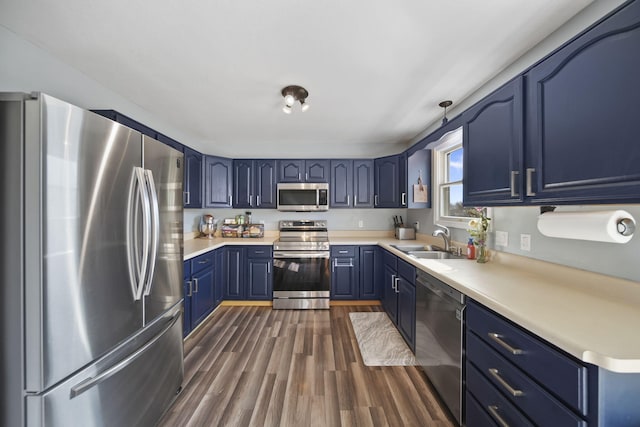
[414,221,420,231]
[520,234,531,251]
[358,220,364,228]
[495,230,508,247]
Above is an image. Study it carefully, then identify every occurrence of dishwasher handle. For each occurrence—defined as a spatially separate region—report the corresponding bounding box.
[416,272,465,305]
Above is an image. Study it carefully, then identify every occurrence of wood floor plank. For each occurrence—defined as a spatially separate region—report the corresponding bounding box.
[159,305,456,427]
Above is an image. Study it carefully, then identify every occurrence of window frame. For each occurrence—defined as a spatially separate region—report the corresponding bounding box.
[432,127,476,229]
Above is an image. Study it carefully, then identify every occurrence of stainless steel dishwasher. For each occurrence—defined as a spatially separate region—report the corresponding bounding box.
[416,270,466,426]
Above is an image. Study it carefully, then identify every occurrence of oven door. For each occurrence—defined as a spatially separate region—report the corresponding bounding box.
[272,251,330,297]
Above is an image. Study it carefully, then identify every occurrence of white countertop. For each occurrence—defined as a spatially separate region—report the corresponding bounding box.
[183,235,640,373]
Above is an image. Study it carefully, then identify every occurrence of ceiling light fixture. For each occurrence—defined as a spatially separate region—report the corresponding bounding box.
[281,85,310,114]
[439,100,453,125]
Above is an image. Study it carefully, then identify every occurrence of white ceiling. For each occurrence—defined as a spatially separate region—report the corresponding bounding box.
[0,0,593,158]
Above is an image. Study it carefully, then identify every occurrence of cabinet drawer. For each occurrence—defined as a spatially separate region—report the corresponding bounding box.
[183,260,191,279]
[466,365,535,427]
[247,246,272,258]
[331,246,356,257]
[467,301,587,415]
[467,331,586,426]
[191,252,215,274]
[397,258,415,284]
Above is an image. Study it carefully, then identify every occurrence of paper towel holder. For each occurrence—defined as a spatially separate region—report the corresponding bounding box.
[617,218,636,236]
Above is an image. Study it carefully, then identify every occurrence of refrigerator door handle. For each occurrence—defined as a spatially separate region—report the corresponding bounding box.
[143,169,160,296]
[126,167,151,301]
[69,312,181,399]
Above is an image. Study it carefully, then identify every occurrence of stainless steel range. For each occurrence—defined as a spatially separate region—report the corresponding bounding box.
[273,220,330,309]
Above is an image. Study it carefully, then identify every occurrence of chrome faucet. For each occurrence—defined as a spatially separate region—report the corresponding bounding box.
[432,224,451,252]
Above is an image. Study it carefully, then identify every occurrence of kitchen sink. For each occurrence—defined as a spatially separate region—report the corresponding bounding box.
[390,244,436,252]
[408,250,461,260]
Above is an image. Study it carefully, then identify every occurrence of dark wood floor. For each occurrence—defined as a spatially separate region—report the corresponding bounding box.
[159,305,456,427]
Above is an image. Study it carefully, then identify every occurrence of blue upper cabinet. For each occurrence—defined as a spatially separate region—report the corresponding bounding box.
[204,155,233,208]
[331,159,374,208]
[254,159,277,208]
[524,0,640,204]
[278,159,305,182]
[330,160,353,208]
[233,159,253,208]
[374,155,401,207]
[463,77,524,206]
[278,159,329,182]
[353,160,374,208]
[233,159,277,209]
[184,147,203,208]
[305,159,330,182]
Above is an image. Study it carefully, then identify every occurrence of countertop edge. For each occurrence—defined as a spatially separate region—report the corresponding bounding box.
[183,236,640,372]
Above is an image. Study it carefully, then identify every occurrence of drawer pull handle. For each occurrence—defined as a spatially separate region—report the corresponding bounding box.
[198,260,208,264]
[487,405,511,427]
[338,250,349,254]
[488,368,524,397]
[488,333,524,355]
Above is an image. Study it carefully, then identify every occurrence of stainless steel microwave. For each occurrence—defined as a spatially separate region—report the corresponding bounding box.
[277,182,329,211]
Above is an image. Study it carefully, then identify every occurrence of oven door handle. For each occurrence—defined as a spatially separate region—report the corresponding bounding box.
[273,251,330,259]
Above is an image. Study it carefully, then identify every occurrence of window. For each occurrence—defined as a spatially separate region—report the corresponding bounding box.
[433,127,476,228]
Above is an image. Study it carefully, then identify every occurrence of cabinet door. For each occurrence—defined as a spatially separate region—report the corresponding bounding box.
[397,277,416,351]
[399,153,408,207]
[191,267,215,328]
[382,264,398,323]
[214,248,224,307]
[255,159,277,208]
[331,257,358,299]
[305,159,330,182]
[359,246,380,299]
[204,156,233,207]
[184,147,203,208]
[183,278,192,337]
[353,160,374,208]
[278,159,305,182]
[526,0,640,204]
[463,77,524,206]
[374,155,401,207]
[330,160,353,208]
[224,247,245,299]
[247,258,272,300]
[233,159,254,208]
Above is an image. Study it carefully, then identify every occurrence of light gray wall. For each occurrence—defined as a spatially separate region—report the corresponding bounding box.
[407,0,628,147]
[407,205,640,283]
[0,25,210,153]
[185,208,407,233]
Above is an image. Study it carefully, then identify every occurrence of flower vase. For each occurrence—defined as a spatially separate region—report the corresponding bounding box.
[476,242,488,263]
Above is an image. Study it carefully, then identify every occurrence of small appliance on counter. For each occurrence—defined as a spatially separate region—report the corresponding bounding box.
[199,214,217,238]
[393,215,416,240]
[219,216,265,238]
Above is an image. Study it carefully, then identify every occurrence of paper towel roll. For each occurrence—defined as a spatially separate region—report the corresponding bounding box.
[537,210,635,244]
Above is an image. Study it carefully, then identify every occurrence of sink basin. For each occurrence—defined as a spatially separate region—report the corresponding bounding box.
[408,250,462,260]
[390,244,426,252]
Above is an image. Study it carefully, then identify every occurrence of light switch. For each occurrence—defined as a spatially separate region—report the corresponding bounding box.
[520,234,531,251]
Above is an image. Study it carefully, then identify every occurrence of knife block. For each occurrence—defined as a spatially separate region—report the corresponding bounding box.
[395,227,416,240]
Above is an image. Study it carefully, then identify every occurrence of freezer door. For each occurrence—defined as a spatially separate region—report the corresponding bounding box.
[26,306,184,427]
[24,95,145,392]
[142,136,184,324]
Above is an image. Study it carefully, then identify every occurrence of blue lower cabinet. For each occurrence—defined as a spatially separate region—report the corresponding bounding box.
[382,252,399,323]
[247,246,273,300]
[380,249,415,350]
[224,247,246,299]
[214,248,224,307]
[247,258,272,300]
[359,246,380,299]
[330,246,358,300]
[183,251,218,337]
[396,276,415,351]
[191,267,215,326]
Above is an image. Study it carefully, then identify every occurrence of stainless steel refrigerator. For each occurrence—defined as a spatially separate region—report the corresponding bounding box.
[1,93,184,426]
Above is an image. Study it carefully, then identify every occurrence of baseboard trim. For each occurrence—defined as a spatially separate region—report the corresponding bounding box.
[220,300,273,307]
[331,300,382,306]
